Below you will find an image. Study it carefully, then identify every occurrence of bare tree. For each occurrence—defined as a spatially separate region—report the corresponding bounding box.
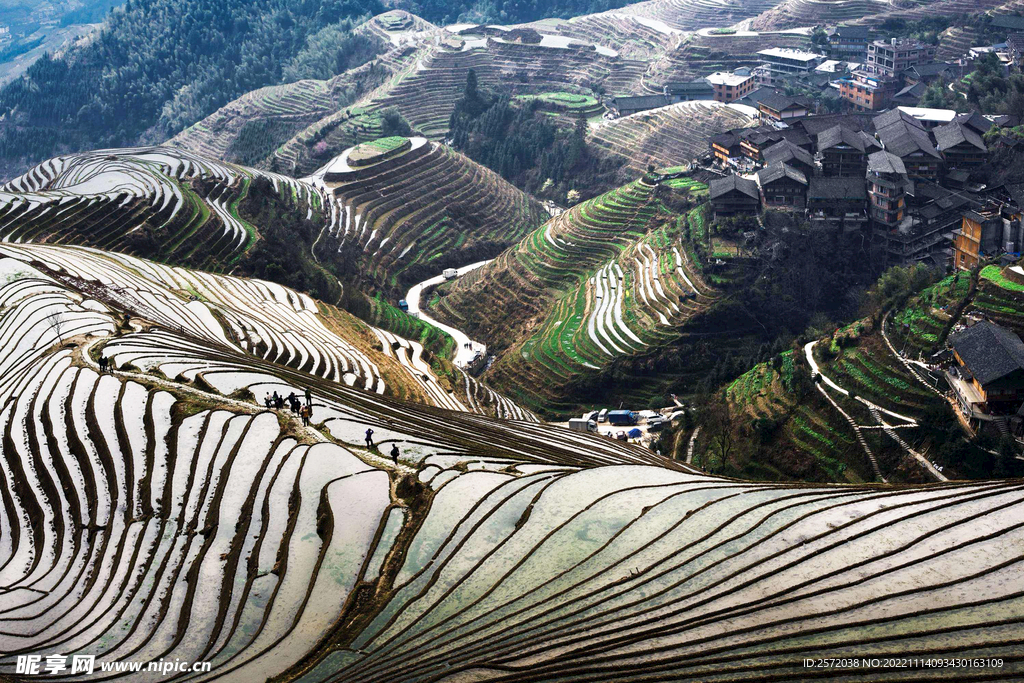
[47,311,67,345]
[700,392,735,473]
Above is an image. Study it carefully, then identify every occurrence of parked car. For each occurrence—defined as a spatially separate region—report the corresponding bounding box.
[598,408,608,423]
[583,410,599,422]
[614,430,628,441]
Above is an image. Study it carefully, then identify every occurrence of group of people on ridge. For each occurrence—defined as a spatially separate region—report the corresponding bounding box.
[264,389,313,426]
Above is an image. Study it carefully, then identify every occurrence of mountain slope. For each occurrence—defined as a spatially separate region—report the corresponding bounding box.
[0,243,1022,681]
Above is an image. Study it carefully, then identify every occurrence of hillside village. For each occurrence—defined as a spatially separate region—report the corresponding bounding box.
[1,1,1024,679]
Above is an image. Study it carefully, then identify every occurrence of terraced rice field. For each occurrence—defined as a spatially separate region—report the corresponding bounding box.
[309,137,547,292]
[616,0,781,31]
[589,101,754,177]
[1,243,1021,680]
[0,148,316,272]
[891,272,971,354]
[435,176,720,410]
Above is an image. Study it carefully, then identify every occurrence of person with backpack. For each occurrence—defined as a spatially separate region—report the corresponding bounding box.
[390,443,400,463]
[300,404,311,427]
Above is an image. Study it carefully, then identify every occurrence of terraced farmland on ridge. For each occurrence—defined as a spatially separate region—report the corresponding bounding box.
[0,147,318,273]
[589,100,755,178]
[309,135,548,293]
[432,175,724,411]
[1,243,1023,681]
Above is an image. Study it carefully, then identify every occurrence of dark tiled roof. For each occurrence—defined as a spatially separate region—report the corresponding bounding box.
[876,113,942,159]
[992,15,1024,31]
[817,124,879,152]
[711,131,741,148]
[893,82,927,101]
[950,321,1024,386]
[610,95,670,110]
[934,121,987,153]
[830,25,871,40]
[867,150,907,174]
[904,62,954,79]
[710,174,759,200]
[758,92,810,112]
[954,111,993,135]
[763,139,814,168]
[665,80,714,94]
[796,113,874,136]
[757,162,807,186]
[808,177,866,200]
[874,108,924,131]
[736,87,782,107]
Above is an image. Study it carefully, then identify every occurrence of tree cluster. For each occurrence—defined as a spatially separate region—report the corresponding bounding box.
[448,70,617,200]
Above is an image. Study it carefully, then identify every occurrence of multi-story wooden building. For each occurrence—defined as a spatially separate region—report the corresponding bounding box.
[756,92,811,123]
[762,139,816,178]
[866,150,909,228]
[874,108,943,180]
[807,177,868,230]
[710,130,744,165]
[934,120,989,169]
[757,163,808,209]
[816,124,880,176]
[947,321,1024,421]
[709,175,760,218]
[827,25,871,60]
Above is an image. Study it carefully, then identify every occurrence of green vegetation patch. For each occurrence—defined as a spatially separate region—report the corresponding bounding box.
[980,264,1024,292]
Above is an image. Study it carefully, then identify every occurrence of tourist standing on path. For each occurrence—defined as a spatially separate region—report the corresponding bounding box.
[365,428,374,449]
[390,443,400,463]
[304,387,312,407]
[300,404,311,427]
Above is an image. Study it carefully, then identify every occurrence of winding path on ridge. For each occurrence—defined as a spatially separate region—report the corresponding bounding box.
[405,260,490,368]
[804,340,947,482]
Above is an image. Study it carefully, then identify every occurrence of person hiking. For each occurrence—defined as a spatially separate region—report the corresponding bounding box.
[264,393,272,409]
[365,428,374,449]
[300,404,311,427]
[390,443,400,463]
[304,387,312,407]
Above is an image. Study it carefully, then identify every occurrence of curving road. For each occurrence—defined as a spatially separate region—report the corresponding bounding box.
[405,260,491,368]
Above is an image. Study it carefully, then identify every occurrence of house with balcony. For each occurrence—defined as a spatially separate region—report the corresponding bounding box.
[756,92,812,123]
[807,177,867,231]
[867,150,909,229]
[946,321,1024,424]
[827,25,871,60]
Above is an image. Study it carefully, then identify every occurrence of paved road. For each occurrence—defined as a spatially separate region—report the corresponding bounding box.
[405,260,491,368]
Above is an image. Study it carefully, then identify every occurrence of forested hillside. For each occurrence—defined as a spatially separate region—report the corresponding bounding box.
[0,0,635,177]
